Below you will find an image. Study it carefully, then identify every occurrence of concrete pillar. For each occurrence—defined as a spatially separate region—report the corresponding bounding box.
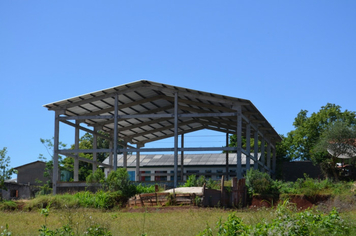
[226,132,229,180]
[92,126,97,172]
[254,130,259,170]
[245,123,251,172]
[174,92,179,187]
[261,139,265,172]
[236,106,242,179]
[180,133,184,181]
[267,142,271,174]
[272,146,276,179]
[74,120,79,181]
[113,93,119,171]
[135,144,142,181]
[123,141,128,168]
[52,111,60,195]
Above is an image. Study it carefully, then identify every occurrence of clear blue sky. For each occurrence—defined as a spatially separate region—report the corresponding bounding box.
[1,1,356,169]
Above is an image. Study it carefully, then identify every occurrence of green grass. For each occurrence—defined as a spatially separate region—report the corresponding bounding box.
[1,206,355,235]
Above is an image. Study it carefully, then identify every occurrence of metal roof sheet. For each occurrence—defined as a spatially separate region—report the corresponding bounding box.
[44,80,281,144]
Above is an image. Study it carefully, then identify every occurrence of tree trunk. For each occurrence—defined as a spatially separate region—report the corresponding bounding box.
[331,157,339,181]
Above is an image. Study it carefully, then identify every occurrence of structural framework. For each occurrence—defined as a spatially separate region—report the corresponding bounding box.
[44,80,282,194]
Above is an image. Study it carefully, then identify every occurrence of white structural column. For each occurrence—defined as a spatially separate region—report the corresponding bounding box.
[52,111,60,195]
[92,126,98,172]
[74,120,80,181]
[226,132,229,180]
[174,92,179,187]
[254,130,259,170]
[267,142,271,174]
[123,141,127,168]
[180,133,184,181]
[260,139,265,172]
[236,105,242,179]
[113,93,119,171]
[245,123,251,171]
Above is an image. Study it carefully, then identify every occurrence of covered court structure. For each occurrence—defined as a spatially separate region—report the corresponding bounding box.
[44,80,282,194]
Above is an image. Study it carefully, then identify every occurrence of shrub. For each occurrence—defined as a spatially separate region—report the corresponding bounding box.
[182,175,219,189]
[198,201,351,235]
[104,169,136,198]
[245,169,276,195]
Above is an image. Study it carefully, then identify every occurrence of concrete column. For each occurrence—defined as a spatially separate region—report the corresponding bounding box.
[226,132,229,180]
[135,144,142,181]
[180,133,184,181]
[245,123,251,172]
[236,105,242,179]
[254,130,259,170]
[52,111,60,195]
[123,141,127,168]
[113,93,119,171]
[93,126,98,172]
[267,142,271,173]
[174,92,179,187]
[74,120,79,181]
[109,140,113,170]
[272,146,276,179]
[261,139,265,172]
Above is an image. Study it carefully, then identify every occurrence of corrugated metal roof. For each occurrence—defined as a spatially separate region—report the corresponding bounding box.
[102,153,260,167]
[44,80,281,144]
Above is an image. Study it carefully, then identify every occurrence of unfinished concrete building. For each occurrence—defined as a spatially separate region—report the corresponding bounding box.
[44,80,281,194]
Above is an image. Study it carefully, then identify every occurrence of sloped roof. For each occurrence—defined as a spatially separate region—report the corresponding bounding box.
[44,80,281,145]
[14,161,46,170]
[103,153,260,167]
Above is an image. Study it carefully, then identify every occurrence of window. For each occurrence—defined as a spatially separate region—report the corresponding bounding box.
[186,170,199,177]
[216,170,223,179]
[128,171,135,181]
[205,170,212,179]
[140,171,151,181]
[155,171,167,181]
[170,171,181,181]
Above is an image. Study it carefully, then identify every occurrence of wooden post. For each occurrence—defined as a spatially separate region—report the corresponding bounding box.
[232,177,238,207]
[220,175,225,207]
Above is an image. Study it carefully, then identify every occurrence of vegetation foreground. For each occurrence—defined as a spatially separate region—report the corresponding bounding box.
[0,199,355,235]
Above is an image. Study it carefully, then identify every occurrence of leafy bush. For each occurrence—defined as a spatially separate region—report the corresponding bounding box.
[135,184,156,194]
[182,175,219,189]
[104,168,136,198]
[245,169,276,195]
[198,201,351,235]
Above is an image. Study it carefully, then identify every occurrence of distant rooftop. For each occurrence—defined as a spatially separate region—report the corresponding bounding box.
[103,153,260,167]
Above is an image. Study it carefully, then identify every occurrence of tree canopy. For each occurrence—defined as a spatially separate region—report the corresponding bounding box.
[0,147,16,190]
[284,103,356,161]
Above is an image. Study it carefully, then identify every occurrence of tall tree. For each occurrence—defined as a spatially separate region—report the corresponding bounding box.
[313,120,356,180]
[284,103,356,161]
[0,147,16,191]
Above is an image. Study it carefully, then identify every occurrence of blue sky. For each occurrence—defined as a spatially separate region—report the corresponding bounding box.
[1,1,356,169]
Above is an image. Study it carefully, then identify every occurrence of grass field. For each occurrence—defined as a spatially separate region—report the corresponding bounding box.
[1,206,356,235]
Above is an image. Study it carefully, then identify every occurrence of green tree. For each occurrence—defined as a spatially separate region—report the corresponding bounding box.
[285,103,356,161]
[62,132,112,181]
[40,132,114,182]
[39,138,67,182]
[0,147,16,192]
[313,120,356,180]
